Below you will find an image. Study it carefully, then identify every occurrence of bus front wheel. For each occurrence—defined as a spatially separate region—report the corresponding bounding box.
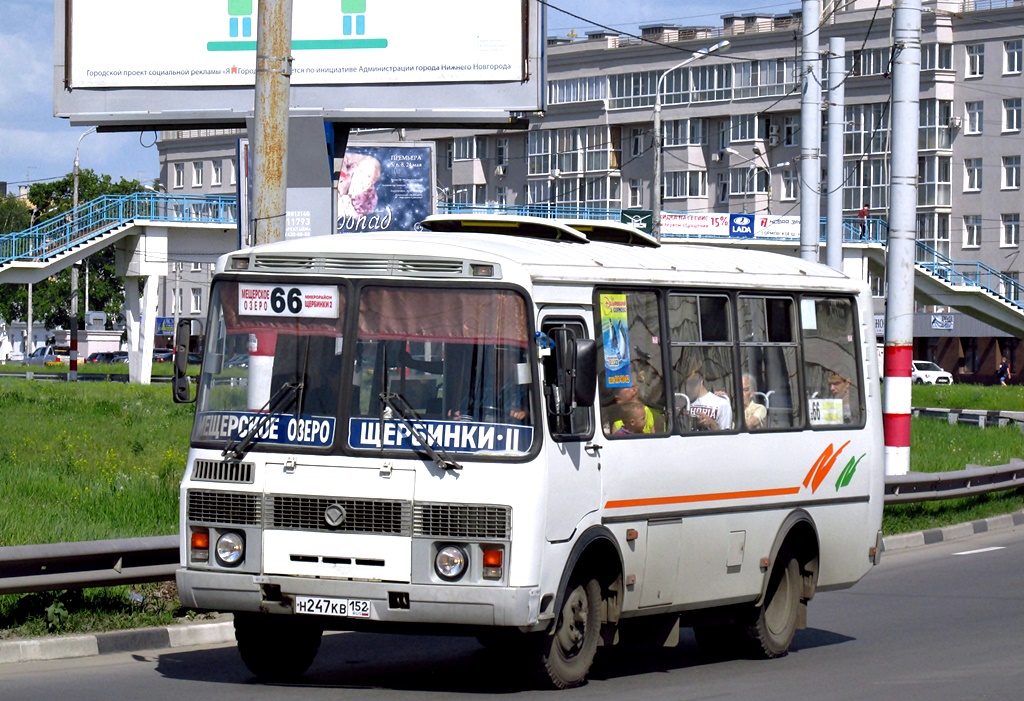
[539,577,602,689]
[234,613,323,681]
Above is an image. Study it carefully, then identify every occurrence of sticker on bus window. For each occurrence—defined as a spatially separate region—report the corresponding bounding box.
[599,293,632,388]
[808,398,844,426]
[238,284,340,318]
[349,418,533,454]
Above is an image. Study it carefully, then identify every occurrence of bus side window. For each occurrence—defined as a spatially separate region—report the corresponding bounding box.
[668,293,736,433]
[801,296,863,427]
[738,296,801,431]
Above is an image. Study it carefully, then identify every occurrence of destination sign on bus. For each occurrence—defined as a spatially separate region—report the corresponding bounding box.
[238,284,340,318]
[196,411,336,448]
[350,418,533,454]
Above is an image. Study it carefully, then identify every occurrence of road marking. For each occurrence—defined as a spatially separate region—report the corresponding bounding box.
[953,546,1005,556]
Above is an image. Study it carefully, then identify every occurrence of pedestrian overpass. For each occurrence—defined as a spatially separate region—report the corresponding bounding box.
[3,195,1023,382]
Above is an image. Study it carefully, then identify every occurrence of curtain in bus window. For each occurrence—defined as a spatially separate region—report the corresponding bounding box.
[595,290,667,437]
[738,296,801,430]
[668,294,736,433]
[801,297,862,427]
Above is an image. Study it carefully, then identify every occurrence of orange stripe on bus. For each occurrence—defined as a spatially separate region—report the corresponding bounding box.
[605,486,802,510]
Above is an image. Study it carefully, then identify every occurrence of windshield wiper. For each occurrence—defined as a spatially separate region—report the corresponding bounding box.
[222,381,303,460]
[379,391,462,471]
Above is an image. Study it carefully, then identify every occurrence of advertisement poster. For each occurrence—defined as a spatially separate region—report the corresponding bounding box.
[660,212,800,240]
[335,144,434,233]
[599,293,632,388]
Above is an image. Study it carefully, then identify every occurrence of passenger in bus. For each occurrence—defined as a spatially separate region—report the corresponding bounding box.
[610,383,660,433]
[613,401,650,435]
[684,366,733,431]
[742,373,767,430]
[828,372,858,424]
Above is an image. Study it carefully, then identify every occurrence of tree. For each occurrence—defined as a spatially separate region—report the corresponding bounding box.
[0,170,144,330]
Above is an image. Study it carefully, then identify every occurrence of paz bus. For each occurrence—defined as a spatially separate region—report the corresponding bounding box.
[172,214,883,688]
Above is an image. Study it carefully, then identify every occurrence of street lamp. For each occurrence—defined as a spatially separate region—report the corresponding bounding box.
[652,40,729,240]
[70,127,97,382]
[726,147,790,214]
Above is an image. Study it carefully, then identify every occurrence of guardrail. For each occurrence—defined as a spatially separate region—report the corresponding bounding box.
[1,407,1022,596]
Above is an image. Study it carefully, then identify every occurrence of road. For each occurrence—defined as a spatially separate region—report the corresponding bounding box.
[3,527,1023,700]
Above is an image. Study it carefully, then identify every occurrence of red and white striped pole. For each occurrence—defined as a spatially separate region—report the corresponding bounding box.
[882,0,921,476]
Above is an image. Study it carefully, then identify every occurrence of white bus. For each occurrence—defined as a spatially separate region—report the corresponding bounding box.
[173,215,884,689]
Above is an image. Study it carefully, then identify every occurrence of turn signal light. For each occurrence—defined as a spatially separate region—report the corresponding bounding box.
[190,528,210,563]
[482,547,503,580]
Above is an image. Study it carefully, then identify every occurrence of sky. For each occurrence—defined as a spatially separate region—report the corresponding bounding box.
[0,0,792,197]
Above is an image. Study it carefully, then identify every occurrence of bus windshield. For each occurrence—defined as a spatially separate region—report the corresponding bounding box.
[192,281,536,458]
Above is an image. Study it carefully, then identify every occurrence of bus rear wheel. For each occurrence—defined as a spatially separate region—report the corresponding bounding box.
[539,577,602,689]
[234,613,323,681]
[746,549,801,658]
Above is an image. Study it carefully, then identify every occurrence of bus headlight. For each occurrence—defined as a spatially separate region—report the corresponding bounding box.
[434,545,467,581]
[215,531,245,567]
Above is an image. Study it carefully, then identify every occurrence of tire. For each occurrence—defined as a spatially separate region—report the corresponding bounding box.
[746,550,801,658]
[234,613,323,681]
[539,578,602,689]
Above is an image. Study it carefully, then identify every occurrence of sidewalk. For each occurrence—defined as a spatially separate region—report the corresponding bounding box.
[2,510,1023,665]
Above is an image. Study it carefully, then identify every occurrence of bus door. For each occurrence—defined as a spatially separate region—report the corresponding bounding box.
[538,314,601,542]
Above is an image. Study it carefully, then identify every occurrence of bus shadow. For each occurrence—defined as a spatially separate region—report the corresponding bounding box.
[155,627,854,691]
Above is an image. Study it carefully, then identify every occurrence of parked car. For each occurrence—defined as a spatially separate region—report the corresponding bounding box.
[153,349,175,363]
[26,346,68,366]
[86,351,118,363]
[912,360,954,385]
[111,352,129,364]
[225,354,249,368]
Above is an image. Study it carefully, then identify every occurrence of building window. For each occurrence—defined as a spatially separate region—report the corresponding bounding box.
[454,137,475,161]
[191,288,202,314]
[1003,156,1021,190]
[192,161,204,187]
[495,186,507,206]
[963,215,982,249]
[211,160,223,187]
[475,136,488,161]
[717,173,729,203]
[1005,39,1022,75]
[918,155,951,206]
[172,287,183,315]
[966,44,985,78]
[495,138,509,167]
[191,261,203,272]
[964,158,983,191]
[173,163,184,189]
[664,171,707,199]
[445,142,453,169]
[730,114,756,142]
[783,116,798,146]
[965,101,984,135]
[782,169,798,200]
[922,43,953,71]
[1003,98,1022,132]
[630,127,644,158]
[527,130,551,175]
[229,159,237,185]
[628,178,642,208]
[1002,214,1020,247]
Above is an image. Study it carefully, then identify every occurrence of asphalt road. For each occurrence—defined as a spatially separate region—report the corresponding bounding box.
[2,526,1023,700]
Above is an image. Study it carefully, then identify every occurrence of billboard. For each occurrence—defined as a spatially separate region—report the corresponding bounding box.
[54,0,546,127]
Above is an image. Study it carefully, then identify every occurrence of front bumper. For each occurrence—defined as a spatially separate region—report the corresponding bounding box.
[177,568,543,628]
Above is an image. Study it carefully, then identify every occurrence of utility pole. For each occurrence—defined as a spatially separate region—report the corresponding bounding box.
[799,0,822,262]
[252,0,294,245]
[826,37,846,272]
[883,0,922,476]
[70,127,96,382]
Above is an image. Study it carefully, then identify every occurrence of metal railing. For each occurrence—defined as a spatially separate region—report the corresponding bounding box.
[0,193,238,267]
[914,240,1024,310]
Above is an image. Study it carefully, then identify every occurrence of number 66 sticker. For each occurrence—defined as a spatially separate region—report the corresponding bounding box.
[238,284,340,319]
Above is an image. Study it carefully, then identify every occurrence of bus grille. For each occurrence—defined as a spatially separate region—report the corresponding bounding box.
[266,495,411,535]
[187,490,262,525]
[191,459,254,484]
[413,503,511,539]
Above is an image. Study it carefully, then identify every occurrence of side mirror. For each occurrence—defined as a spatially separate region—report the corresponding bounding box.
[573,338,597,406]
[172,319,196,404]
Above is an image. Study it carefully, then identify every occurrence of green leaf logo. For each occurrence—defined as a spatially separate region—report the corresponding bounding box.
[835,454,865,491]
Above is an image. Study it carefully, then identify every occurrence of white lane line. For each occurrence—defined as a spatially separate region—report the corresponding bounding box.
[953,546,1005,556]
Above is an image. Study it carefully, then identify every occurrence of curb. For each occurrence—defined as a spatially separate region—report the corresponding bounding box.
[880,510,1024,552]
[0,615,235,665]
[3,511,1023,666]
